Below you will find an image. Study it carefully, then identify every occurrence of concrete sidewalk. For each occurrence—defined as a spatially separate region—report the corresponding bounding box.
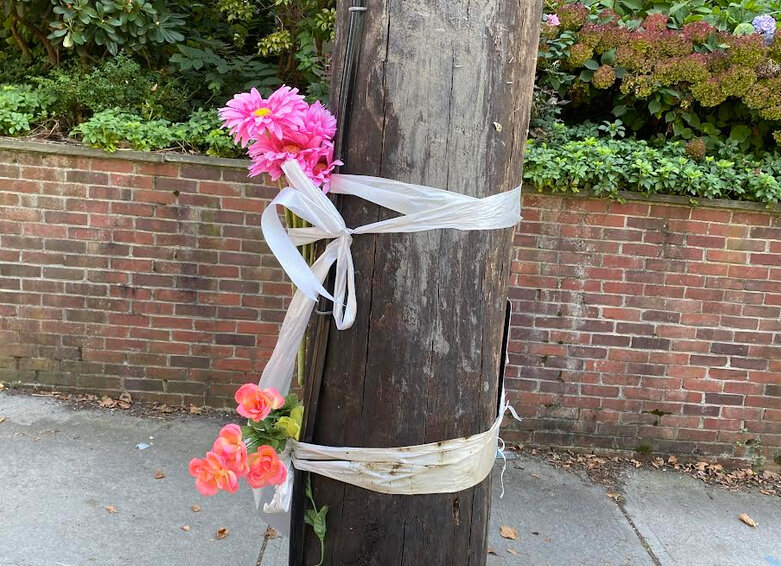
[1,392,779,566]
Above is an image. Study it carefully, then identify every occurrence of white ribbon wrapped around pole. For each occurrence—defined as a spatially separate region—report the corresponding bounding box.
[253,160,522,536]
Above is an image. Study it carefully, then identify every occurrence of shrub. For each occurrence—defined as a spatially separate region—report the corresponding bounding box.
[0,85,52,135]
[538,3,781,149]
[168,45,280,101]
[71,108,240,157]
[35,55,189,128]
[524,122,781,204]
[573,0,780,31]
[0,0,186,64]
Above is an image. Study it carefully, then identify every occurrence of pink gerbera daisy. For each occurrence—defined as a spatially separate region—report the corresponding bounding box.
[247,130,324,181]
[301,142,342,193]
[300,101,337,146]
[219,85,308,147]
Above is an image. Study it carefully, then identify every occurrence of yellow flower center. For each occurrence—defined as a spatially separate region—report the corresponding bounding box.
[253,107,272,117]
[282,143,302,154]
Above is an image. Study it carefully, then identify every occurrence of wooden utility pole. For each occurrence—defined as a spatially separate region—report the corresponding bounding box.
[293,1,541,564]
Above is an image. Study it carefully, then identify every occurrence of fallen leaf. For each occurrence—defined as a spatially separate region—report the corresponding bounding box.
[507,548,518,556]
[216,527,229,540]
[0,382,5,390]
[181,525,190,532]
[0,417,6,424]
[499,525,517,540]
[530,473,540,479]
[606,492,622,501]
[191,504,202,512]
[157,404,174,414]
[487,547,497,556]
[100,396,116,408]
[189,404,202,415]
[154,470,165,480]
[545,537,552,543]
[106,505,117,514]
[118,391,132,407]
[739,513,757,528]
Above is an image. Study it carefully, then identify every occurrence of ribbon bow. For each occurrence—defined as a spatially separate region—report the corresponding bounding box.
[258,159,522,395]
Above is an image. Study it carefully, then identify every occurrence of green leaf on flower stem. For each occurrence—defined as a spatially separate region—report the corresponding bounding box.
[579,70,595,82]
[241,425,262,451]
[305,473,328,566]
[283,393,300,410]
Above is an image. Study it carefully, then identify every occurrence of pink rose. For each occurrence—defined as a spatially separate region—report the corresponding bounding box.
[234,383,285,422]
[246,445,287,488]
[212,424,248,476]
[188,451,239,496]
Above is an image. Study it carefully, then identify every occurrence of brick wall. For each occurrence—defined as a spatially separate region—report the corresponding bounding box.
[0,141,290,407]
[506,194,781,465]
[0,140,779,464]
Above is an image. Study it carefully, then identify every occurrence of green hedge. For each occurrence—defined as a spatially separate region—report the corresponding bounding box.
[524,122,781,204]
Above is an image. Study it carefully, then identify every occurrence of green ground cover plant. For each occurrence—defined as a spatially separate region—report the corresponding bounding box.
[524,121,781,203]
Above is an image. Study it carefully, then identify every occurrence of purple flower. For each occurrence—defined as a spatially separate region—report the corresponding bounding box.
[546,14,560,27]
[752,14,776,44]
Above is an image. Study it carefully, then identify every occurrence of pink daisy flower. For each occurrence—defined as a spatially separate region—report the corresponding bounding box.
[301,143,342,193]
[219,85,308,147]
[247,130,324,181]
[300,101,337,145]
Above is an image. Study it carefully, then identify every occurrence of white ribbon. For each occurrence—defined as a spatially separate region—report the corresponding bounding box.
[253,160,522,536]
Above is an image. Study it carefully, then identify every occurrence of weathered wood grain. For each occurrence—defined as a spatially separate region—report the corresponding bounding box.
[294,1,541,564]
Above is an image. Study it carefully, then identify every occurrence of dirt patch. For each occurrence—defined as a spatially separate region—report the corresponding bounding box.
[0,383,227,423]
[514,446,780,498]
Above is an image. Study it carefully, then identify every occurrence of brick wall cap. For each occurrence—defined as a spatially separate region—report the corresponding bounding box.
[0,137,249,171]
[527,186,781,215]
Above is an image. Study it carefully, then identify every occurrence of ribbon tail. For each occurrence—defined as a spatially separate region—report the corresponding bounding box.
[258,244,339,395]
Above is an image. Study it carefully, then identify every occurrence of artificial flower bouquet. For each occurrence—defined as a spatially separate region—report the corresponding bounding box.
[189,385,300,496]
[220,84,341,385]
[190,86,337,554]
[220,84,340,191]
